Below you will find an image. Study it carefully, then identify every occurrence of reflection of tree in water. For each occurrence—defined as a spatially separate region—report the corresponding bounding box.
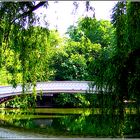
[1,111,140,137]
[51,114,120,136]
[51,113,140,137]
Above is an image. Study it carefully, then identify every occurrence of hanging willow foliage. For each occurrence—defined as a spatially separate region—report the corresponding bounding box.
[91,1,140,114]
[0,2,49,100]
[126,2,140,113]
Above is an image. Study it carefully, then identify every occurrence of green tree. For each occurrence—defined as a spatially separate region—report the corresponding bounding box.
[126,2,140,110]
[91,1,140,112]
[50,33,102,107]
[0,1,94,87]
[0,2,48,87]
[0,1,95,108]
[66,17,115,48]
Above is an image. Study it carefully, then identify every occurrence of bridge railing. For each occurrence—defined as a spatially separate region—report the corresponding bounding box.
[0,81,97,99]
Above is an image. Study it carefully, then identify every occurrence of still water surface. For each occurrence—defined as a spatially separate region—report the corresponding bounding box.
[0,108,140,138]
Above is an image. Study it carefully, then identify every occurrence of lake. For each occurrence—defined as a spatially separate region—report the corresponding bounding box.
[0,108,140,139]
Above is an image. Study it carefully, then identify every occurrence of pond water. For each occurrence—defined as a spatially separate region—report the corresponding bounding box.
[0,108,140,139]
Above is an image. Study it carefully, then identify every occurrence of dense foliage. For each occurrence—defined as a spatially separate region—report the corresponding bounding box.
[0,1,139,109]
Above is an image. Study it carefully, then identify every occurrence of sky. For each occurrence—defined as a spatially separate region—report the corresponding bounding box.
[35,1,117,36]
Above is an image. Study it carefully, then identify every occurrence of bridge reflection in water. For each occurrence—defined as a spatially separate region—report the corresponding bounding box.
[0,81,96,106]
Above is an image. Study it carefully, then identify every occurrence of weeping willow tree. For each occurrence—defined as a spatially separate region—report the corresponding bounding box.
[126,2,140,113]
[0,2,52,108]
[92,1,140,114]
[0,2,48,87]
[111,1,140,111]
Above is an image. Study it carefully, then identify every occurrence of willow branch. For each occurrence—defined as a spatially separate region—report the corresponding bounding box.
[12,2,47,24]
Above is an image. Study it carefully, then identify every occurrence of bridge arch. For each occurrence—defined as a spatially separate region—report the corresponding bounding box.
[0,81,96,104]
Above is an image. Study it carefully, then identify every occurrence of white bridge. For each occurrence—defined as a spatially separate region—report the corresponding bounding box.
[0,81,96,99]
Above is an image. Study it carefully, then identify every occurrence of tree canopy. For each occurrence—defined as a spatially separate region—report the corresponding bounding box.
[0,1,140,109]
